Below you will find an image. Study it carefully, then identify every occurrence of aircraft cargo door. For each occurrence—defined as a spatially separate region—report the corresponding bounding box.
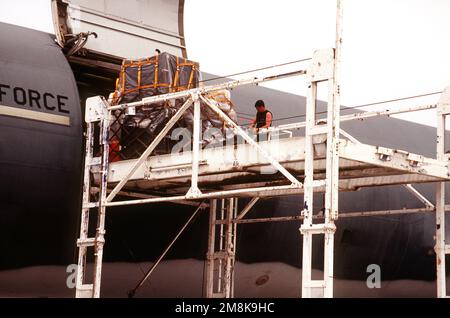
[51,0,187,59]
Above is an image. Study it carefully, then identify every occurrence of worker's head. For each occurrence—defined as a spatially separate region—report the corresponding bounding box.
[254,99,266,112]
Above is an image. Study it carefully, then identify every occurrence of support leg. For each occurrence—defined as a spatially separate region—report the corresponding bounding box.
[436,102,447,298]
[205,199,217,298]
[436,182,446,298]
[92,110,111,298]
[76,122,94,298]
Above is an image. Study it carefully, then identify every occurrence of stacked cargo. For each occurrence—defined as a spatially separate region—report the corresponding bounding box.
[108,52,237,160]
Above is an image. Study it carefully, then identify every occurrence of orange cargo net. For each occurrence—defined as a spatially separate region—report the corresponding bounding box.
[111,53,199,105]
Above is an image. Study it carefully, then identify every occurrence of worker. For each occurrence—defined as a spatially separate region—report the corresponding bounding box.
[250,99,273,131]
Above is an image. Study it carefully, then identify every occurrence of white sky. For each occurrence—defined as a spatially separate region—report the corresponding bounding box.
[1,0,450,127]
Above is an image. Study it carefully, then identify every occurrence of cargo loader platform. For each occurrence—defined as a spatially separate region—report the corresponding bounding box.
[74,43,450,299]
[98,135,450,203]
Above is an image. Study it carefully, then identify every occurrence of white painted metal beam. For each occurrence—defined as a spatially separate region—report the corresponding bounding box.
[340,140,450,180]
[105,184,303,207]
[236,197,259,220]
[275,103,437,132]
[341,129,435,208]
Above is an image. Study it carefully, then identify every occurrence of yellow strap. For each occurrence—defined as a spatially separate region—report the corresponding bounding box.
[154,52,159,89]
[124,58,157,68]
[120,68,125,94]
[172,56,180,92]
[187,65,195,89]
[111,78,120,105]
[122,83,171,94]
[114,78,119,92]
[137,63,142,88]
[178,62,197,67]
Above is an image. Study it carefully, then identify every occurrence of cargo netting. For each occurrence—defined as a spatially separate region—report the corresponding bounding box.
[107,52,237,161]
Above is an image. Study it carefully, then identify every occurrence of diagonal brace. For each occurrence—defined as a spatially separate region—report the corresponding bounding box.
[199,95,302,186]
[236,197,259,220]
[340,129,434,209]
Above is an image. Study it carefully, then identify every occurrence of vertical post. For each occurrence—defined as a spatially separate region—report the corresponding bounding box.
[218,199,225,294]
[328,0,343,222]
[334,0,343,98]
[323,0,343,298]
[230,198,238,298]
[76,121,94,298]
[92,110,111,298]
[323,228,335,298]
[436,106,446,298]
[322,56,339,299]
[436,182,446,298]
[223,198,235,298]
[205,199,217,298]
[301,81,317,298]
[188,96,202,196]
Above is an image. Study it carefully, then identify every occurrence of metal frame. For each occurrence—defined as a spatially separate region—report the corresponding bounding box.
[75,69,308,298]
[75,0,450,298]
[340,129,435,209]
[435,87,450,298]
[75,66,450,300]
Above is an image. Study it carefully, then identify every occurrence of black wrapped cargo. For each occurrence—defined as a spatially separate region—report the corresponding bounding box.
[108,52,236,161]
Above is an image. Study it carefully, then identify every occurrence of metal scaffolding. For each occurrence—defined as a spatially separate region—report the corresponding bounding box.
[74,0,450,298]
[74,45,450,297]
